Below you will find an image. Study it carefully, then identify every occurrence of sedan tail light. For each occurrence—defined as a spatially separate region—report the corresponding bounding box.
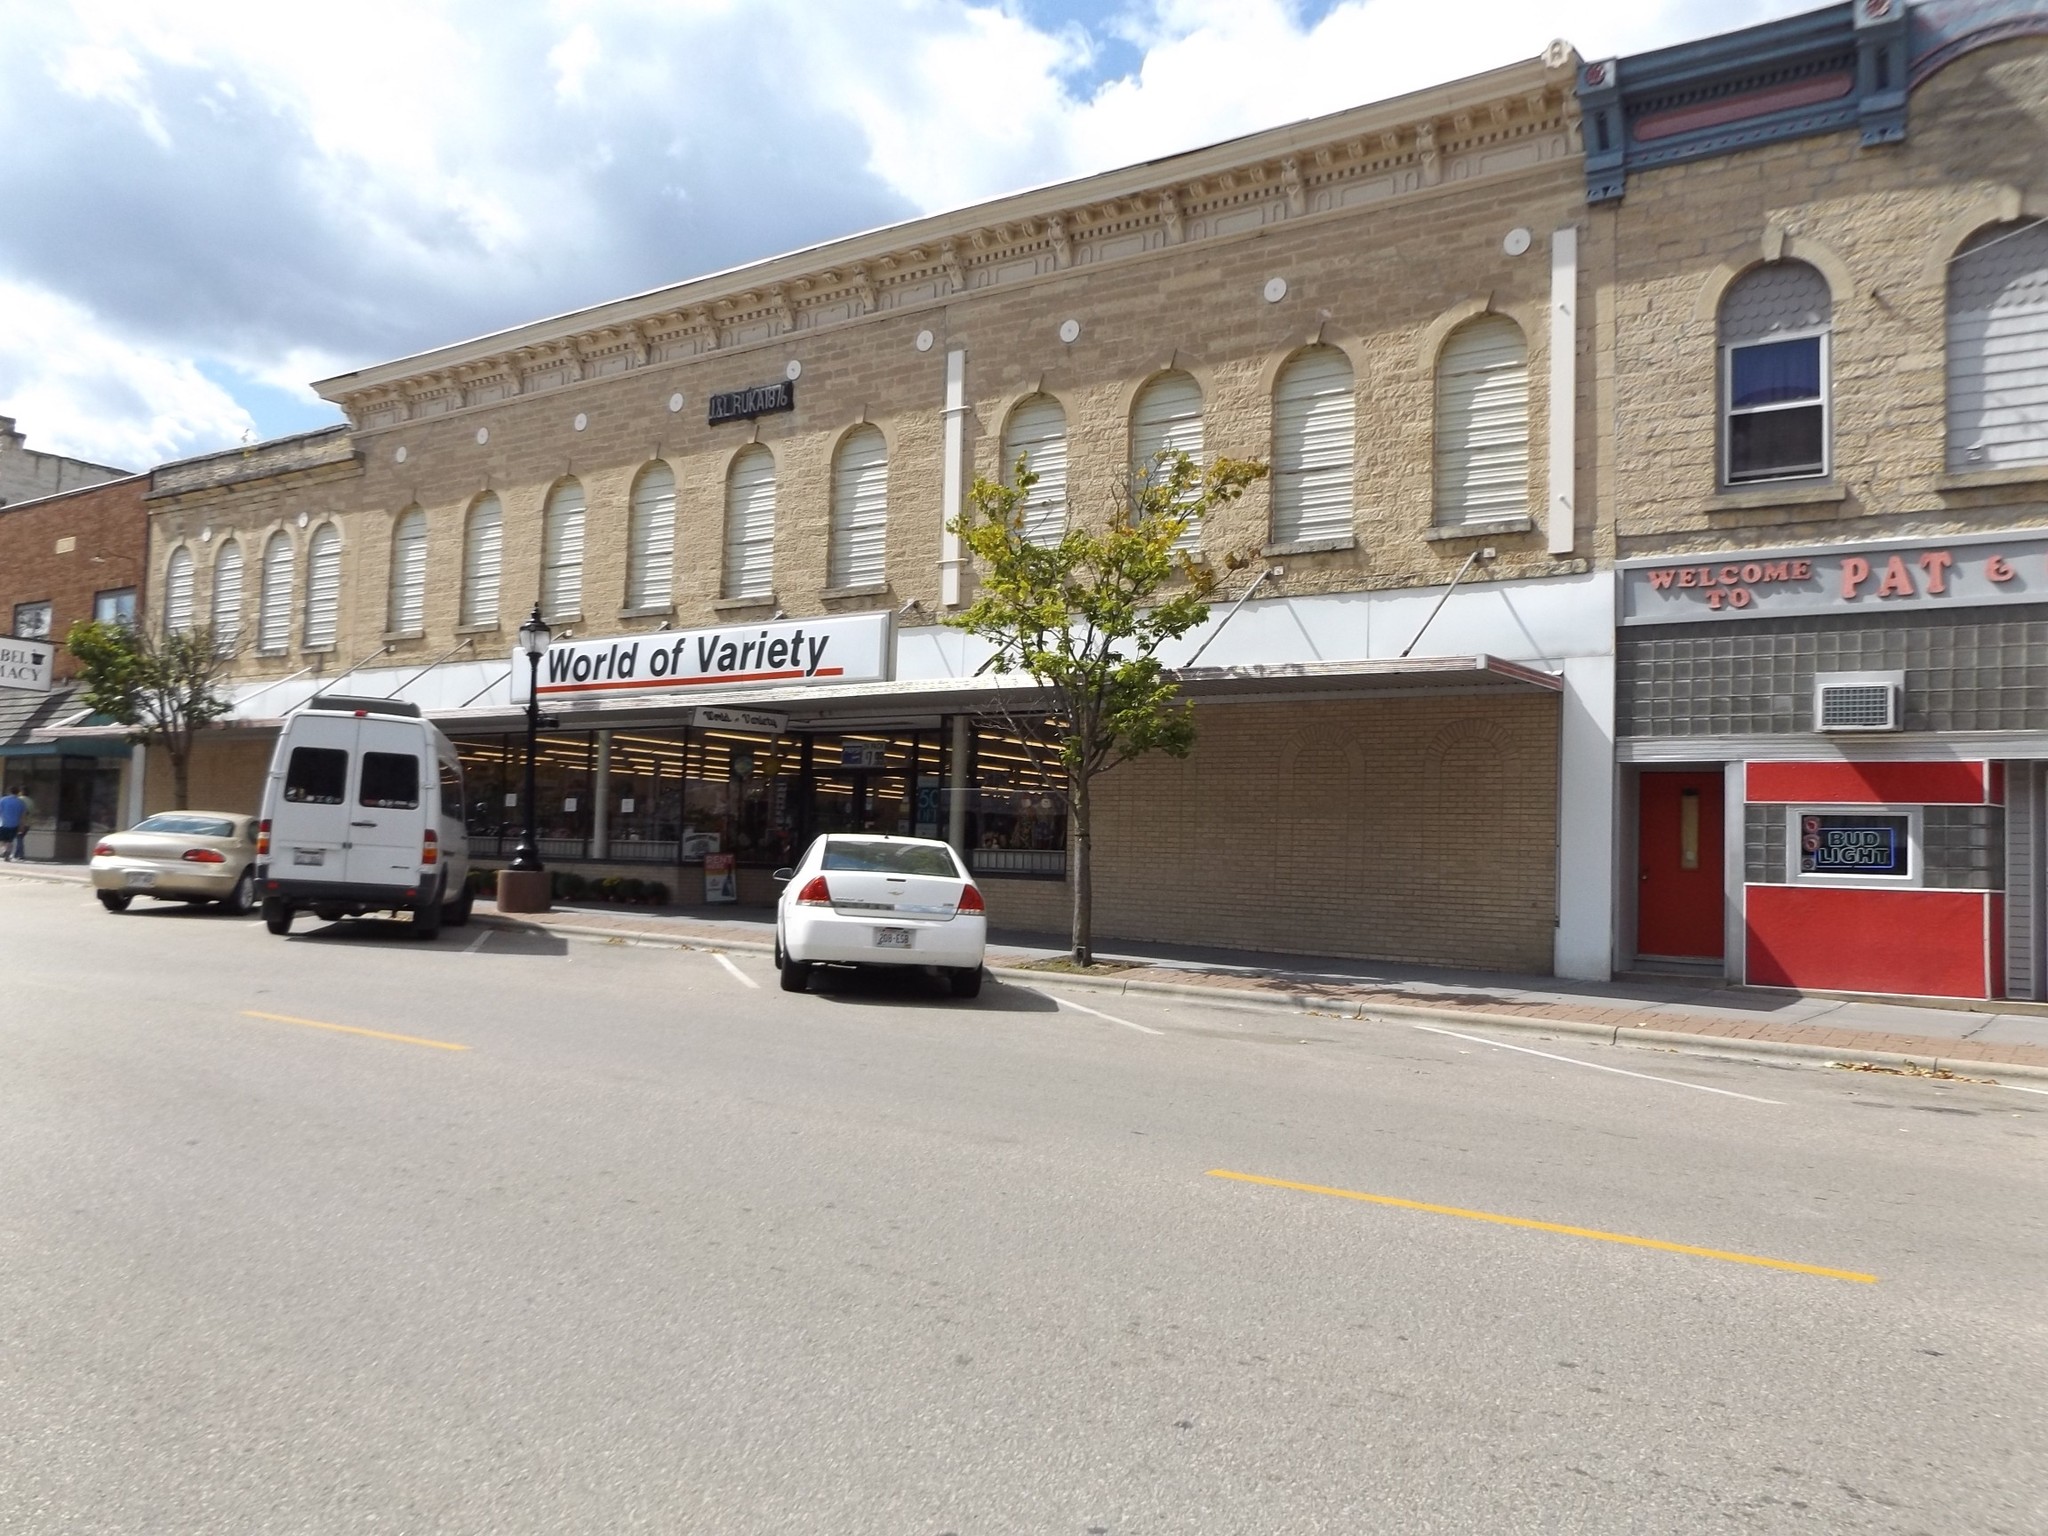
[181,848,227,864]
[795,875,833,907]
[93,842,116,858]
[256,819,271,857]
[955,884,986,915]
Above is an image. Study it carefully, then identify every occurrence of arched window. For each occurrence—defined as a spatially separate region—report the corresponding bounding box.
[541,479,586,620]
[1002,394,1069,547]
[258,530,294,654]
[1130,370,1205,551]
[627,462,677,611]
[303,523,341,648]
[1271,345,1356,545]
[1719,261,1831,485]
[461,493,503,628]
[163,546,195,634]
[829,425,889,588]
[211,539,243,651]
[722,447,776,600]
[387,507,427,634]
[1433,315,1530,529]
[1948,220,2048,471]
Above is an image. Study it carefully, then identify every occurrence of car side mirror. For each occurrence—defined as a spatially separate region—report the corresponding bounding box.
[771,867,796,882]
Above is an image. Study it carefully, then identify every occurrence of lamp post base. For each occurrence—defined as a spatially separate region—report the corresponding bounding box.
[496,868,552,914]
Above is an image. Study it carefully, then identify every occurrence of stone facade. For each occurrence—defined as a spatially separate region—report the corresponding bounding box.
[0,416,131,509]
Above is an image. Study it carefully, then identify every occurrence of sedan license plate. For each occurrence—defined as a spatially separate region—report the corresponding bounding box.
[292,848,325,866]
[123,869,156,889]
[873,927,912,949]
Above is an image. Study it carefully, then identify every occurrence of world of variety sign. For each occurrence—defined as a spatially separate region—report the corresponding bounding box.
[1620,532,2048,625]
[0,635,54,693]
[512,612,891,704]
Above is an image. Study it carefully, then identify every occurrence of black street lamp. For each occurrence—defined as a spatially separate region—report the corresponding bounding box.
[509,603,551,874]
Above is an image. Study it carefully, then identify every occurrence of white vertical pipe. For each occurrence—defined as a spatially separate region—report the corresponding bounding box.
[946,714,970,856]
[591,729,611,861]
[1547,226,1578,557]
[940,348,967,608]
[125,741,148,826]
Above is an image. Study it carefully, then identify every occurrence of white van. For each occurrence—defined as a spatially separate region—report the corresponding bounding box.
[256,694,473,939]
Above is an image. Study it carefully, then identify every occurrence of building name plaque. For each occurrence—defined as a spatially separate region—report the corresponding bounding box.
[1620,531,2048,625]
[513,612,891,705]
[706,380,794,425]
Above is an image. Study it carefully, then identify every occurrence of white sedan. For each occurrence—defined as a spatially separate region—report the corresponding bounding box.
[773,835,987,997]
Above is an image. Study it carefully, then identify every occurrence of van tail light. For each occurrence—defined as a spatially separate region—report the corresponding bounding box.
[181,848,227,864]
[795,875,832,907]
[421,828,439,866]
[955,884,986,916]
[256,819,271,857]
[93,842,116,858]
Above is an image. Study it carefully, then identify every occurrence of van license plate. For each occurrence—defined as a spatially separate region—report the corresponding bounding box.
[293,848,325,866]
[124,870,155,888]
[873,927,912,949]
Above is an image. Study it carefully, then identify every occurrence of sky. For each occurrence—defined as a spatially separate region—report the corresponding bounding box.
[0,0,1821,472]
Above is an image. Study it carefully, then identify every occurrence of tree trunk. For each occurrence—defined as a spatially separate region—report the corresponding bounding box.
[1070,767,1092,966]
[170,742,190,810]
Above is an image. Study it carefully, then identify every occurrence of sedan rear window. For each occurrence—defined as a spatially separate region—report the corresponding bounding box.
[821,840,961,877]
[284,747,348,805]
[133,814,237,837]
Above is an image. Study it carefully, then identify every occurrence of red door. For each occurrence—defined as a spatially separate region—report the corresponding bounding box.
[1637,770,1725,960]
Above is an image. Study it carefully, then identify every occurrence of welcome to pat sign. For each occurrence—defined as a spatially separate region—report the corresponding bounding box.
[513,612,892,705]
[1620,531,2048,625]
[0,635,53,693]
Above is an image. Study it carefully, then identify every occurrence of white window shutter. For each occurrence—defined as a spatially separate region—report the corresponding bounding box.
[1271,346,1355,545]
[542,480,586,619]
[1948,221,2048,471]
[829,426,889,587]
[211,539,243,650]
[1002,395,1068,547]
[163,547,195,634]
[722,447,776,599]
[388,508,427,634]
[1130,371,1205,551]
[259,532,294,653]
[1434,316,1530,528]
[628,463,677,610]
[462,494,503,627]
[303,524,341,648]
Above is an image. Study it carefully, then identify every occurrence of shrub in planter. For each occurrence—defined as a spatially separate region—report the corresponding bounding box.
[619,877,646,903]
[644,880,669,906]
[598,876,624,901]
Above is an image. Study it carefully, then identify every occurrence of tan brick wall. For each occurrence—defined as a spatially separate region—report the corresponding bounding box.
[146,732,274,817]
[1602,37,2048,558]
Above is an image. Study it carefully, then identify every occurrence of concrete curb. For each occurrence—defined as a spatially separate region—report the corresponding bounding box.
[476,914,2048,1086]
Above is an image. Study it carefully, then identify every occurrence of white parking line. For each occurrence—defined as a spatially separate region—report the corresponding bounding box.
[464,929,492,953]
[1054,994,1163,1036]
[2003,1083,2048,1097]
[1413,1023,1785,1105]
[712,951,759,989]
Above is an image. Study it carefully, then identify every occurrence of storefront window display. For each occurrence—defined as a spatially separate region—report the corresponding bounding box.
[966,724,1068,878]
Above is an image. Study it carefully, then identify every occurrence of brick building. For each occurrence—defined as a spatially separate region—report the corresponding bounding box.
[1584,0,2048,997]
[139,46,1618,976]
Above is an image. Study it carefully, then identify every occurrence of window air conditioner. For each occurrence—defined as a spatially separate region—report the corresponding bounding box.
[1813,671,1903,733]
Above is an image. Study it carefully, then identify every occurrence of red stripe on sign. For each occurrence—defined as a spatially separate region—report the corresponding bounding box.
[1744,760,1987,805]
[540,667,845,695]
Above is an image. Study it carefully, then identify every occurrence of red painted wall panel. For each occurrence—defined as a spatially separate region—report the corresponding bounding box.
[1745,760,1987,805]
[1745,885,1990,998]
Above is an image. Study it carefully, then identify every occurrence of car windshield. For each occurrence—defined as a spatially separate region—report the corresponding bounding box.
[821,840,960,878]
[132,814,237,838]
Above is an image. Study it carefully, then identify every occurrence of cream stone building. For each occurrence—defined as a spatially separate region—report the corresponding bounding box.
[138,44,1622,975]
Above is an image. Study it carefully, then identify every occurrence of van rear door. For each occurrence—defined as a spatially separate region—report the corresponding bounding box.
[275,714,355,876]
[348,719,429,891]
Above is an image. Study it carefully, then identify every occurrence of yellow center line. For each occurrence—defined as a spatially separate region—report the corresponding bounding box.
[1207,1169,1877,1285]
[239,1010,471,1053]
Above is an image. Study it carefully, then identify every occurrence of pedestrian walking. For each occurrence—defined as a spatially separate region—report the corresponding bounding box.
[0,785,26,862]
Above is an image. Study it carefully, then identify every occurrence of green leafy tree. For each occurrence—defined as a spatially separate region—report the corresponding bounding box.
[948,450,1267,965]
[66,620,235,811]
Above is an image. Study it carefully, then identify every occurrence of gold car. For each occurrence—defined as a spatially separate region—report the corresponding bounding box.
[92,813,261,915]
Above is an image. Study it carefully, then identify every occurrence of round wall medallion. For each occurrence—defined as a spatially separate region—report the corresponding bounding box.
[200,527,212,543]
[785,359,803,381]
[394,445,408,464]
[573,412,588,432]
[668,392,685,413]
[296,512,309,528]
[1059,318,1080,344]
[915,329,934,352]
[475,426,489,445]
[1504,227,1532,257]
[1263,277,1288,303]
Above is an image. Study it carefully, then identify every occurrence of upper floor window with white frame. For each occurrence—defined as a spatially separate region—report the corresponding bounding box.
[1719,261,1831,485]
[628,462,677,611]
[1947,219,2048,471]
[1002,394,1069,548]
[303,523,341,648]
[163,546,196,634]
[541,479,586,620]
[1433,315,1530,528]
[1130,370,1205,552]
[387,507,427,635]
[258,531,294,653]
[829,425,889,588]
[722,446,776,600]
[211,538,244,651]
[1271,345,1356,545]
[461,493,503,628]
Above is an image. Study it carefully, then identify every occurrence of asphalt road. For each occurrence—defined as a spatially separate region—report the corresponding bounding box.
[2,874,2044,1534]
